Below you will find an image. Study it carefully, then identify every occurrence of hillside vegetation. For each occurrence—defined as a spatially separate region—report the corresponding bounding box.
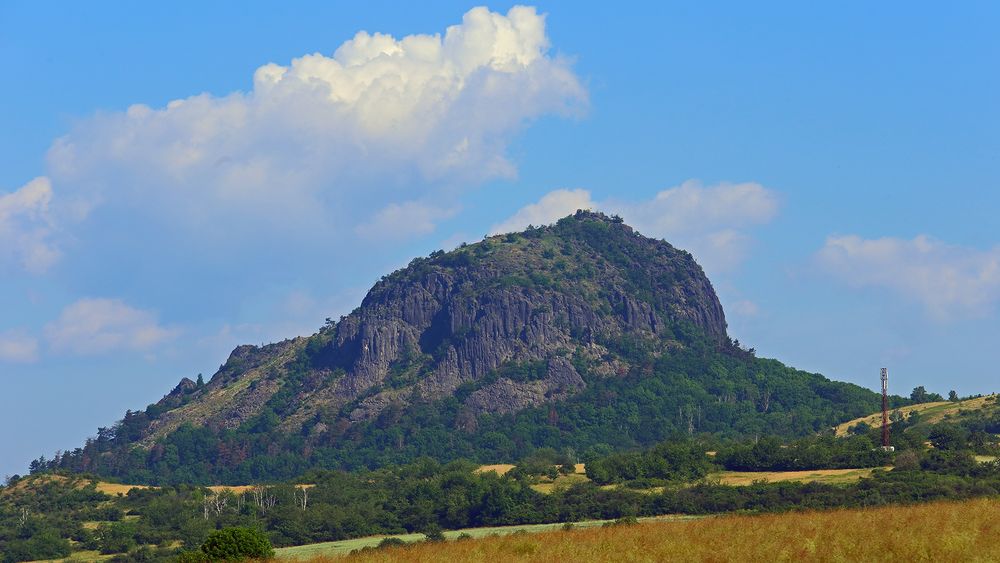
[39,212,885,485]
[319,497,1000,562]
[835,394,999,436]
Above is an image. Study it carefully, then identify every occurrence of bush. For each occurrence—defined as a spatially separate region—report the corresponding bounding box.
[377,537,407,549]
[604,516,639,527]
[177,550,211,563]
[199,527,274,560]
[423,524,446,543]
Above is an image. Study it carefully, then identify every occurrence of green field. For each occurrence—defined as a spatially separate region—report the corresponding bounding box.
[275,515,705,559]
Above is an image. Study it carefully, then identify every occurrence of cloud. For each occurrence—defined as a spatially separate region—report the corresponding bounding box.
[728,299,760,317]
[816,234,1000,318]
[608,180,778,272]
[490,188,594,234]
[356,201,458,240]
[0,330,39,363]
[0,177,60,273]
[44,298,179,355]
[492,181,779,273]
[46,6,585,238]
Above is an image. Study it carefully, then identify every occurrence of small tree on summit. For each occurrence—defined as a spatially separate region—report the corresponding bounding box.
[911,386,929,403]
[196,373,204,387]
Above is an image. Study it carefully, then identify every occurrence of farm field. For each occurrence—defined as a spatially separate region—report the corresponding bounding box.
[276,514,704,560]
[710,467,886,486]
[834,394,999,436]
[478,463,882,493]
[300,497,1000,562]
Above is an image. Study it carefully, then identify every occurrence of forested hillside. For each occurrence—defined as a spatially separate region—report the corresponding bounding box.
[39,212,886,484]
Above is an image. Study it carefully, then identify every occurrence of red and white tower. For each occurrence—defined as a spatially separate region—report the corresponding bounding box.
[880,368,890,449]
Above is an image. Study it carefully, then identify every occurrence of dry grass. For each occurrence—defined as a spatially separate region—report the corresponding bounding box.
[476,464,517,475]
[305,497,1000,562]
[475,463,878,493]
[709,467,887,486]
[835,394,999,437]
[530,473,590,493]
[94,482,155,495]
[206,484,314,494]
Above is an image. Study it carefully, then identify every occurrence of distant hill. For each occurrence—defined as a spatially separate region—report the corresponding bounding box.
[42,211,882,484]
[835,394,1000,437]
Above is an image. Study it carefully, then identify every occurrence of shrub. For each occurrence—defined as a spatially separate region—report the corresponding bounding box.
[604,516,639,527]
[199,527,274,560]
[423,524,446,543]
[377,537,407,549]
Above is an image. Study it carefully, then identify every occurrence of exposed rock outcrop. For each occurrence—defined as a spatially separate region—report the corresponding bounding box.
[144,211,729,442]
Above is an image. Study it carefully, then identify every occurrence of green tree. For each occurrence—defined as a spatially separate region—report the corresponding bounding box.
[948,390,959,402]
[200,527,274,560]
[95,522,137,554]
[911,386,929,403]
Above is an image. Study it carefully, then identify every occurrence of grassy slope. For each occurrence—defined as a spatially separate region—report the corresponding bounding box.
[477,463,880,493]
[276,515,703,560]
[834,394,999,436]
[299,497,1000,562]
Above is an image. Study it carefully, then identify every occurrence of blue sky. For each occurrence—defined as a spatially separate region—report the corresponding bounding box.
[1,1,998,477]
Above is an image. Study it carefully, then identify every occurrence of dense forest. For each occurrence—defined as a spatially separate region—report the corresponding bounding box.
[32,213,895,484]
[3,404,999,562]
[35,328,887,485]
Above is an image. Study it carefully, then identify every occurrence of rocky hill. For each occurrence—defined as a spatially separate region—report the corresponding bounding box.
[44,211,880,484]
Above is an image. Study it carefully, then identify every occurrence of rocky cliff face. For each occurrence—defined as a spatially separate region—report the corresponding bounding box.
[143,211,728,443]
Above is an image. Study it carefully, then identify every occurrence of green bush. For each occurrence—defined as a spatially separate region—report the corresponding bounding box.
[423,524,446,543]
[377,537,407,549]
[199,527,274,560]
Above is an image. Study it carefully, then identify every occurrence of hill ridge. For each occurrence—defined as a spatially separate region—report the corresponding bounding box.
[41,211,881,484]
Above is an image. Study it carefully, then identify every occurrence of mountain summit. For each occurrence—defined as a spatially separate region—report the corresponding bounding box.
[48,212,878,483]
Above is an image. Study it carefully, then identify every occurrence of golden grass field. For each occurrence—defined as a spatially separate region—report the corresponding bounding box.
[477,462,879,493]
[709,466,887,486]
[834,394,999,437]
[301,497,1000,562]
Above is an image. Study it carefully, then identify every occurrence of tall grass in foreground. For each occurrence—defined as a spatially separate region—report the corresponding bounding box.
[310,497,1000,562]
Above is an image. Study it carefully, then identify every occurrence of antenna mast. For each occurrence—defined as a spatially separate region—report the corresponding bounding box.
[880,368,890,449]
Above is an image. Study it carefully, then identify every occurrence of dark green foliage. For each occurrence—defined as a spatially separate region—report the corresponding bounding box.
[717,435,890,472]
[928,424,970,451]
[586,441,711,485]
[200,527,274,560]
[41,328,886,485]
[4,429,1000,562]
[41,211,891,485]
[0,528,71,563]
[603,515,639,527]
[423,524,446,542]
[378,537,407,549]
[910,386,945,403]
[95,521,137,554]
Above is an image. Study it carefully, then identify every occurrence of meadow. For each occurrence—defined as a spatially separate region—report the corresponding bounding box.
[301,497,1000,562]
[834,394,998,436]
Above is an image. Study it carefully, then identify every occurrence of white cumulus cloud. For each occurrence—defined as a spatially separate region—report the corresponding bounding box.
[0,177,60,274]
[44,298,179,355]
[0,330,39,363]
[492,181,779,274]
[816,234,1000,319]
[489,188,594,234]
[356,201,458,240]
[46,6,585,237]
